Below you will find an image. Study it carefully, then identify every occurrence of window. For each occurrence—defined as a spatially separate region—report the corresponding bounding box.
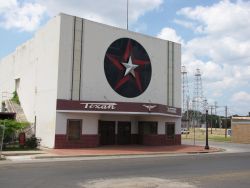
[165,123,175,138]
[67,119,82,140]
[138,121,158,135]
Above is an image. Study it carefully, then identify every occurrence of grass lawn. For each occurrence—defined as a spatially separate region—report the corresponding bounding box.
[3,143,40,151]
[208,135,231,142]
[182,128,231,142]
[3,147,40,151]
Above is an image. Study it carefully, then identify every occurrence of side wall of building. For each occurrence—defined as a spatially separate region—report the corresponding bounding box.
[0,16,61,148]
[232,122,250,144]
[0,55,15,104]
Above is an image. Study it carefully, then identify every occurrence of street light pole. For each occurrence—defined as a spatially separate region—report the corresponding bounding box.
[205,109,209,149]
[0,122,5,159]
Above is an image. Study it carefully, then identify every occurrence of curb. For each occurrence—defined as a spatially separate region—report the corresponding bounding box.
[3,152,46,156]
[34,148,223,159]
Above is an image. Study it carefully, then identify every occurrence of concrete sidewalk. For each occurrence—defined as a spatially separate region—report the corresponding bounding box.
[1,144,221,161]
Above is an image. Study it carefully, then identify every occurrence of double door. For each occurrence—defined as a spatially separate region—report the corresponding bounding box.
[99,121,131,145]
[99,121,115,145]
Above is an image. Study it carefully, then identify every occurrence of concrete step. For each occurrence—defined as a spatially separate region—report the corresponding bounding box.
[4,100,27,122]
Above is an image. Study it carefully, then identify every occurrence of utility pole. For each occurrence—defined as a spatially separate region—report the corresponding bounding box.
[214,101,217,130]
[219,116,221,128]
[187,98,190,129]
[210,106,213,134]
[214,101,217,115]
[225,106,228,138]
[192,99,196,145]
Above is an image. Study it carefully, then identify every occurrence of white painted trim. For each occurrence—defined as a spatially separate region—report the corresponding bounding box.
[56,110,181,118]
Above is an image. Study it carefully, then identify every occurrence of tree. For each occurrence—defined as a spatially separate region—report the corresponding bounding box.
[0,119,29,143]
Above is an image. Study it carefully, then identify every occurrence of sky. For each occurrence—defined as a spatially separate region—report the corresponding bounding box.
[0,0,250,116]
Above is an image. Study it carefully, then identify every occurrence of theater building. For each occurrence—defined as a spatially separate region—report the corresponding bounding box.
[0,13,181,148]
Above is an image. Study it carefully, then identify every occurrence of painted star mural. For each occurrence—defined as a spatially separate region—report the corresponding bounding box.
[104,38,152,98]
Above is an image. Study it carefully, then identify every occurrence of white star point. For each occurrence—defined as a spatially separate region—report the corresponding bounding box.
[122,56,139,77]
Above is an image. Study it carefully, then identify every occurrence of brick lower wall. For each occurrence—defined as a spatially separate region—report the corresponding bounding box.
[143,134,181,146]
[54,134,99,148]
[175,134,181,145]
[54,134,181,148]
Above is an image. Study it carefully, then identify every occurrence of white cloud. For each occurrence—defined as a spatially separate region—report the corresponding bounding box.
[0,0,163,31]
[174,1,250,112]
[0,0,46,31]
[0,0,17,10]
[230,91,250,115]
[177,0,250,66]
[177,0,250,38]
[38,0,163,29]
[183,36,250,65]
[173,19,196,31]
[231,91,250,103]
[157,27,183,44]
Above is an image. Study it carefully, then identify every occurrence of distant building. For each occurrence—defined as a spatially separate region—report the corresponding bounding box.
[0,13,181,148]
[231,116,250,143]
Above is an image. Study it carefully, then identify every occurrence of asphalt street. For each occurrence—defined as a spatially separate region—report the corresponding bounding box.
[1,152,250,188]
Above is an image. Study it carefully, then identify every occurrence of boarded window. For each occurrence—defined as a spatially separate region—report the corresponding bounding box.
[67,119,82,140]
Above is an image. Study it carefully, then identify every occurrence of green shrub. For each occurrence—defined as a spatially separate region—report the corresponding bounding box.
[11,91,20,104]
[25,135,40,149]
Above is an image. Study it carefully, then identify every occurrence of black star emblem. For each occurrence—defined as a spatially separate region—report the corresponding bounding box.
[104,38,152,98]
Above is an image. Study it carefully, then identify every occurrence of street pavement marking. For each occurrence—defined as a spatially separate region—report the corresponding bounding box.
[79,177,196,188]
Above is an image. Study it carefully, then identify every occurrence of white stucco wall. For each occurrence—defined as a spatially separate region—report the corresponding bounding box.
[0,54,15,107]
[56,112,99,135]
[136,115,181,135]
[55,112,181,135]
[57,14,181,108]
[0,15,61,148]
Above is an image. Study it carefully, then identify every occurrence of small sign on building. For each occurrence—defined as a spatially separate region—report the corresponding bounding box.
[19,132,26,147]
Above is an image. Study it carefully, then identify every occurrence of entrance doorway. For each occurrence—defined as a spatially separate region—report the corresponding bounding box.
[98,121,115,145]
[117,121,131,145]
